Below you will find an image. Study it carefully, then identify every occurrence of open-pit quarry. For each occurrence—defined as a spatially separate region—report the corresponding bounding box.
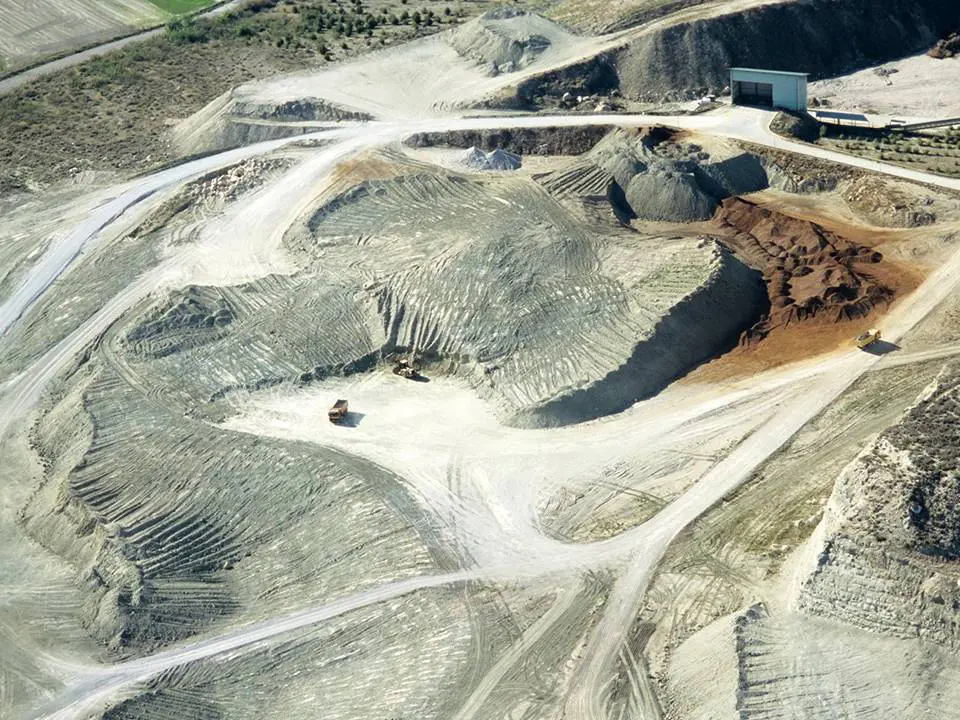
[5,3,960,720]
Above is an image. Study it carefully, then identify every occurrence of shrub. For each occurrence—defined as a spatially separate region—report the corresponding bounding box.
[167,17,210,44]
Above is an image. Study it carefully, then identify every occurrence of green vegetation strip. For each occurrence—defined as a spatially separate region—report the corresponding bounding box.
[148,0,217,14]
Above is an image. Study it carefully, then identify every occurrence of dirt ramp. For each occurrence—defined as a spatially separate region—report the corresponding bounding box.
[712,198,894,342]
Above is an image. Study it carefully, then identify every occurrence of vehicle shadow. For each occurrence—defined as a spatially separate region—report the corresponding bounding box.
[863,340,900,356]
[341,412,366,428]
[411,375,430,383]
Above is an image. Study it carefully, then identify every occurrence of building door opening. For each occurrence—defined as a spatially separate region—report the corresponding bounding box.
[733,81,774,107]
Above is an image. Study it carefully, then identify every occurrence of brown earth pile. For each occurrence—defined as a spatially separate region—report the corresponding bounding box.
[711,198,894,343]
[929,32,960,59]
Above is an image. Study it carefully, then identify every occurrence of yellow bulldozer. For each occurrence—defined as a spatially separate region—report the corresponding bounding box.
[392,355,422,380]
[855,328,881,350]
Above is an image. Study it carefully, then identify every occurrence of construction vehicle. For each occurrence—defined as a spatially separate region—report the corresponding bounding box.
[392,354,422,380]
[328,399,348,423]
[855,328,881,350]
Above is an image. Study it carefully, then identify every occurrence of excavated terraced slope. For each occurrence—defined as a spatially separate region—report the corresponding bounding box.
[294,164,766,426]
[798,361,960,647]
[673,362,960,720]
[14,143,770,693]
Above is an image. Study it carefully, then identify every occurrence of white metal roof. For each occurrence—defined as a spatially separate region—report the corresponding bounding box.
[730,67,808,78]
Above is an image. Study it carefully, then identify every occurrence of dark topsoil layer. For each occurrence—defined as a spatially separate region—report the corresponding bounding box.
[406,125,615,156]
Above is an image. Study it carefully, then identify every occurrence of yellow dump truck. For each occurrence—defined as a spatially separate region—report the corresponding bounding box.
[855,328,881,350]
[328,399,348,423]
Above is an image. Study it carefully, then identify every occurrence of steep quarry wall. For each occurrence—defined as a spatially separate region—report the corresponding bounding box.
[527,245,766,426]
[515,0,959,104]
[407,125,614,157]
[616,0,958,99]
[796,362,960,648]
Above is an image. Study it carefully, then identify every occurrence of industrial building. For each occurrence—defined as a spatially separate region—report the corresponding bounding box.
[730,68,808,111]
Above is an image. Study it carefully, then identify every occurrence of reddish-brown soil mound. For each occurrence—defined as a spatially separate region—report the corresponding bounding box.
[711,198,895,344]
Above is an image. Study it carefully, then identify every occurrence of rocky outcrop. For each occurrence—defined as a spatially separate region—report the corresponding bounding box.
[173,91,370,155]
[406,125,615,157]
[929,31,960,58]
[797,362,960,648]
[230,97,373,124]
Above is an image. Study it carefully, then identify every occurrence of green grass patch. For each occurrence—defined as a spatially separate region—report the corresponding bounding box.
[148,0,215,15]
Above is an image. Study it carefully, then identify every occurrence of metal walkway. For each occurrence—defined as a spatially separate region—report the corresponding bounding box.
[893,117,960,132]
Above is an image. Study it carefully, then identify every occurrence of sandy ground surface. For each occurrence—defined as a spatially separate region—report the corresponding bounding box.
[6,8,960,720]
[811,54,960,120]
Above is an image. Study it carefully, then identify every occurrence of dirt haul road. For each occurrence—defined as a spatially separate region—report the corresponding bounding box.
[8,103,960,720]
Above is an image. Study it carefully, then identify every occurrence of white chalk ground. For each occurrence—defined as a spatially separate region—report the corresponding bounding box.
[811,54,960,121]
[222,368,788,569]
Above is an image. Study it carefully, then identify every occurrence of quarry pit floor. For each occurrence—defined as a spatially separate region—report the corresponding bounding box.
[6,19,960,719]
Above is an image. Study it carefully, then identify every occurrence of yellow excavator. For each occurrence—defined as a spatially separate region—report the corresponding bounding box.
[855,328,881,350]
[392,355,422,380]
